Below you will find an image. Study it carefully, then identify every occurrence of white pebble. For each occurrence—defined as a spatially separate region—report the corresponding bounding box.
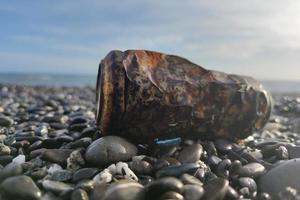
[93,169,113,183]
[107,164,117,175]
[48,164,63,175]
[12,155,26,164]
[116,162,138,181]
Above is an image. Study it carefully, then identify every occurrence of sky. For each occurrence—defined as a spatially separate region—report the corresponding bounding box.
[0,0,300,80]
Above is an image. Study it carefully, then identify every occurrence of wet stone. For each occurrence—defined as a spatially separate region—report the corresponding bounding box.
[180,173,203,186]
[238,177,257,193]
[178,143,203,163]
[0,175,41,200]
[156,163,200,178]
[50,169,73,182]
[41,149,73,165]
[0,162,23,181]
[42,180,74,195]
[101,182,145,200]
[144,177,183,200]
[72,168,99,183]
[85,136,137,167]
[0,143,10,156]
[259,158,300,198]
[159,191,184,200]
[238,162,265,178]
[0,115,13,127]
[202,178,229,200]
[71,189,89,200]
[183,184,204,200]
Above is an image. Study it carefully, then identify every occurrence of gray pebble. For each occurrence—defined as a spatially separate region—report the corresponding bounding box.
[238,162,265,178]
[183,184,204,200]
[178,143,203,163]
[0,116,13,127]
[0,175,41,200]
[85,136,137,167]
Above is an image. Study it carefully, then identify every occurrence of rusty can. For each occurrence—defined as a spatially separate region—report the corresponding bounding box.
[96,50,272,143]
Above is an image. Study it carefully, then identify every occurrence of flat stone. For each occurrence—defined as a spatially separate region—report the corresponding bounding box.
[72,168,99,183]
[85,136,137,167]
[287,146,300,159]
[0,175,41,200]
[156,163,200,178]
[178,143,203,163]
[42,180,74,195]
[238,162,265,178]
[259,158,300,198]
[41,149,73,165]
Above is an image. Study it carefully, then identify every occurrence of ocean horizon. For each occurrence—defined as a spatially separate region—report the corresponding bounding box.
[0,73,299,93]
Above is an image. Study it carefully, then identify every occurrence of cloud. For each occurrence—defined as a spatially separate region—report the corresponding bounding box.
[1,0,300,79]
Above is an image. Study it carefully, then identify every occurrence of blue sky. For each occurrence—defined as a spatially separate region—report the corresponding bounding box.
[1,0,300,80]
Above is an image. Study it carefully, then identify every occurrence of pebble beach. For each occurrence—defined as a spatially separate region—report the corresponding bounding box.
[1,84,300,200]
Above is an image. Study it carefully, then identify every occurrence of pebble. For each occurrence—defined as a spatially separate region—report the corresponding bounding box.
[0,115,13,127]
[0,175,41,200]
[42,180,74,195]
[238,162,265,178]
[71,189,89,200]
[238,177,257,193]
[0,162,23,181]
[160,191,184,200]
[259,158,300,198]
[202,178,229,200]
[50,169,73,182]
[42,149,73,165]
[72,168,99,183]
[85,136,137,167]
[178,143,203,163]
[101,182,145,200]
[183,184,204,200]
[12,154,26,164]
[156,163,199,178]
[144,177,183,199]
[0,143,11,155]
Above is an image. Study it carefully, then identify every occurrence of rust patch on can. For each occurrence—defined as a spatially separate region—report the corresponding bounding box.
[96,50,272,143]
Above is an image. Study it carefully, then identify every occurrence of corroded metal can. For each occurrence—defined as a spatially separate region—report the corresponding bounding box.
[96,50,272,143]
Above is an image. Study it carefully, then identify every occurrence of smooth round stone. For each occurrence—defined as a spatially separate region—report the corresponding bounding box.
[180,173,203,186]
[238,162,265,178]
[72,168,99,183]
[214,139,232,153]
[41,149,73,165]
[259,158,300,197]
[42,180,74,195]
[72,189,89,200]
[183,184,204,200]
[101,182,144,200]
[85,136,137,167]
[89,183,109,200]
[202,178,229,200]
[160,191,184,200]
[178,143,203,163]
[238,177,257,193]
[156,163,199,178]
[0,143,11,156]
[0,175,41,200]
[50,170,73,182]
[0,116,13,127]
[0,162,23,181]
[144,177,183,199]
[129,160,152,175]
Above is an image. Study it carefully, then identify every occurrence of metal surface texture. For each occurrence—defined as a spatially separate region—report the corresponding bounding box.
[96,50,272,143]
